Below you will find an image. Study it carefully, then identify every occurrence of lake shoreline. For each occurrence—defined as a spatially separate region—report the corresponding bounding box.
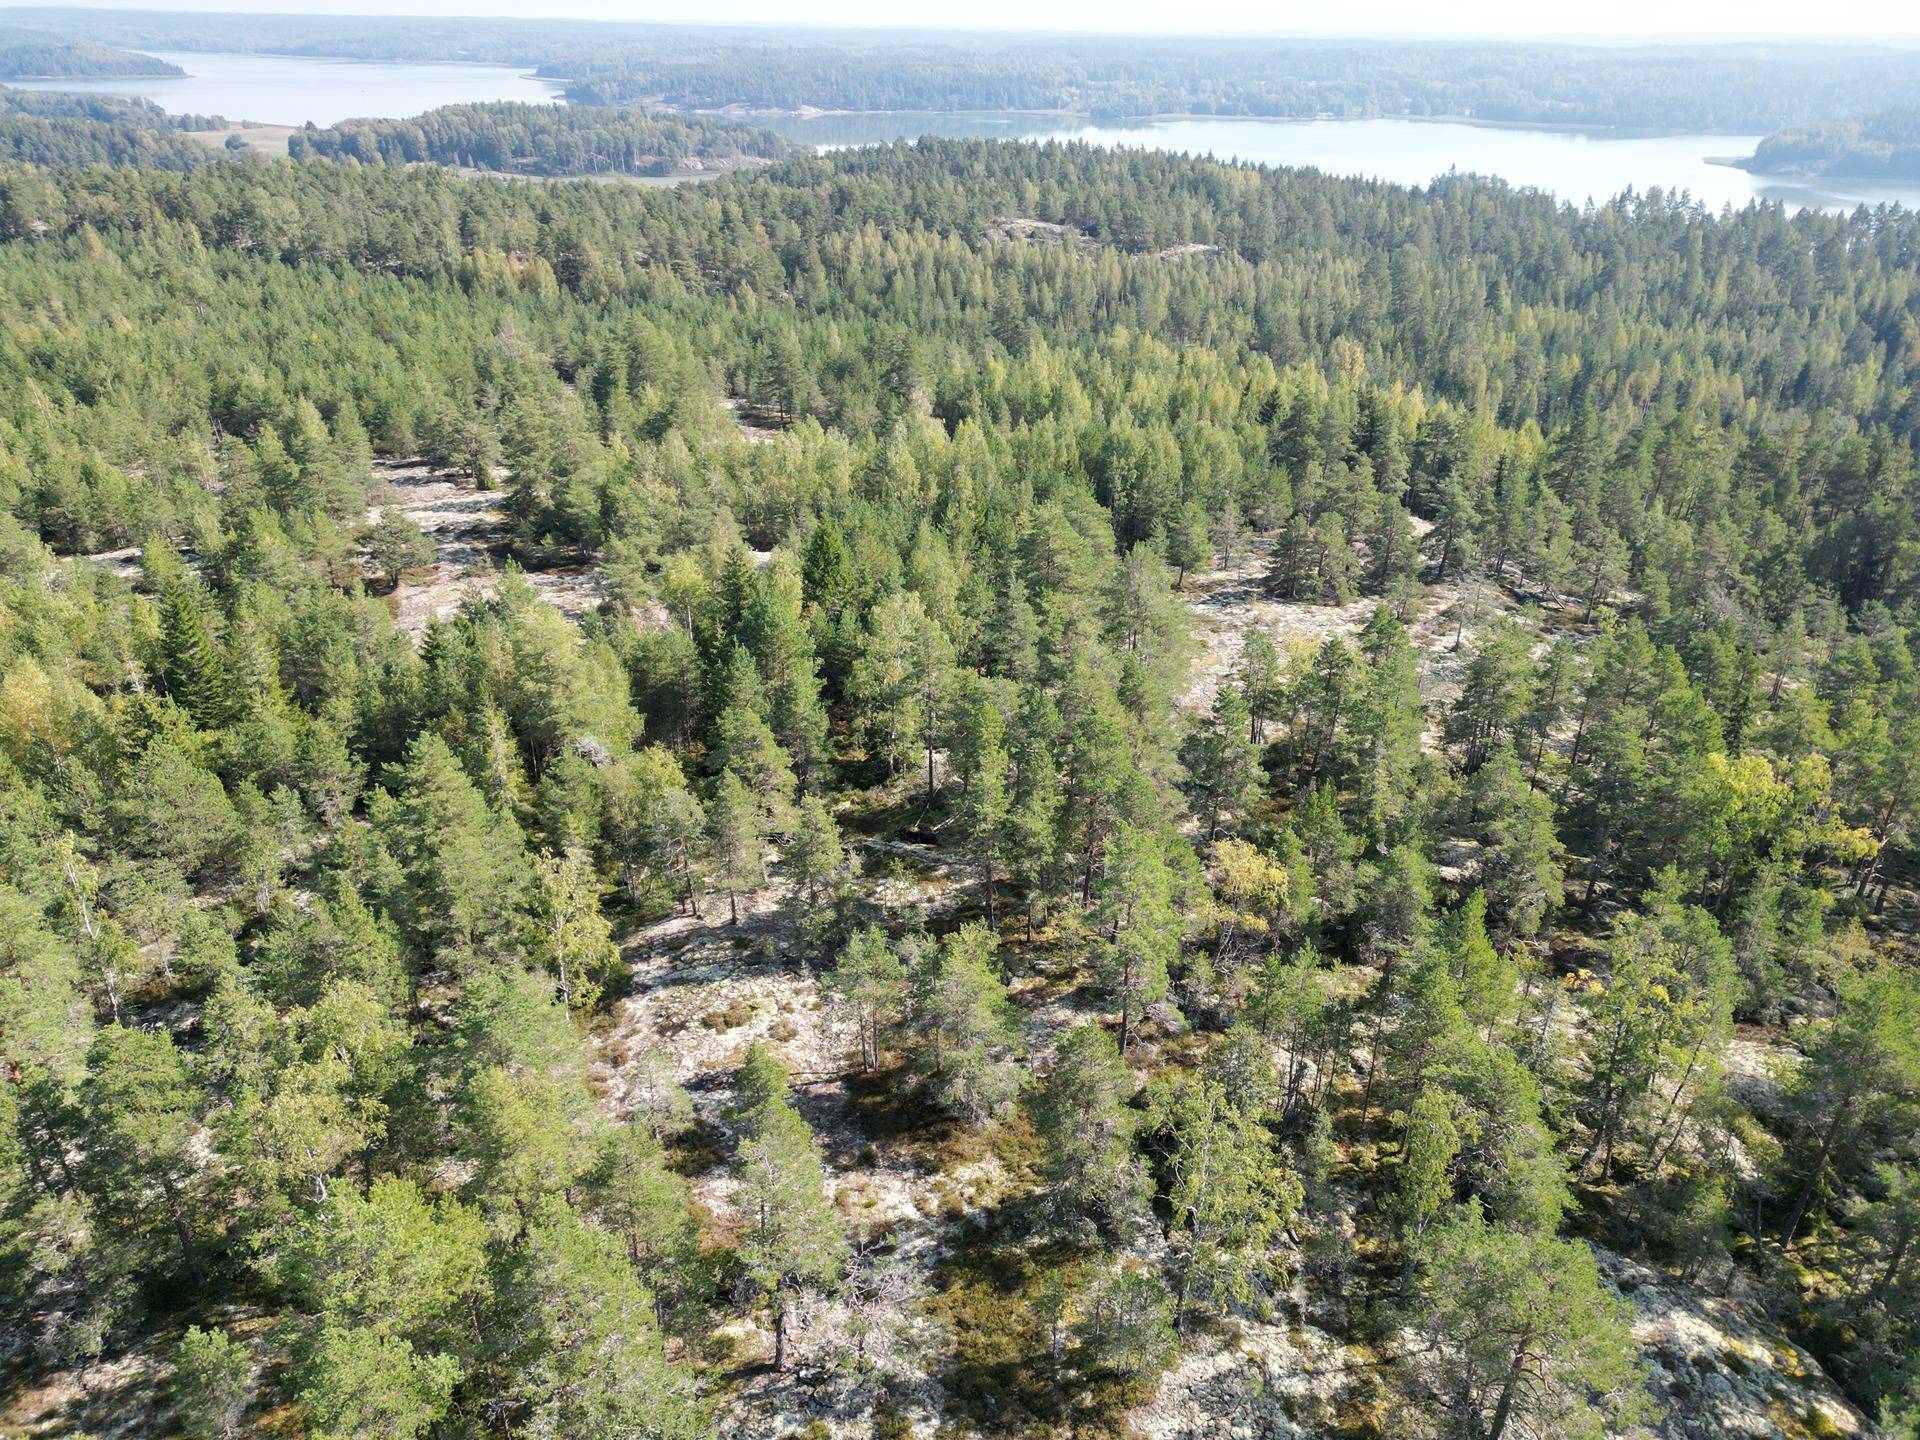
[676,101,1758,141]
[14,55,1916,215]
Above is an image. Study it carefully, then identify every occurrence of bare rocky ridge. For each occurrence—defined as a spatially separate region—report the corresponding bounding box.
[590,846,993,1436]
[1179,525,1478,741]
[363,459,604,634]
[984,216,1085,246]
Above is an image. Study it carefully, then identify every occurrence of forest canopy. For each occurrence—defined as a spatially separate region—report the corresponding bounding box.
[287,101,792,177]
[7,9,1920,127]
[1744,108,1920,180]
[0,92,1918,1440]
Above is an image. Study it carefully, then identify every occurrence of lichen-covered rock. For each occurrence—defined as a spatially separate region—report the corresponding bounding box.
[1598,1249,1870,1440]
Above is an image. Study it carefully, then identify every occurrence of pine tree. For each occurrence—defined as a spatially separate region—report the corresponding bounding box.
[371,733,529,970]
[1781,963,1920,1244]
[1167,498,1210,589]
[1034,1024,1145,1236]
[1236,628,1283,746]
[493,1197,706,1438]
[709,768,766,926]
[1074,1264,1177,1382]
[956,694,1013,926]
[1157,1071,1301,1323]
[277,1179,486,1440]
[785,792,849,908]
[157,577,233,729]
[1008,687,1066,938]
[908,922,1022,1122]
[1182,684,1263,842]
[1391,1086,1462,1269]
[172,1327,252,1440]
[1097,823,1180,1051]
[730,1044,847,1370]
[1578,882,1736,1182]
[80,1025,205,1278]
[1401,1204,1650,1440]
[532,845,619,1013]
[826,925,907,1073]
[1471,744,1564,951]
[1444,890,1517,1041]
[367,509,433,588]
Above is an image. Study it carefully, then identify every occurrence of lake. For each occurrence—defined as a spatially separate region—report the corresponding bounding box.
[13,53,1918,214]
[759,111,1920,216]
[9,51,561,128]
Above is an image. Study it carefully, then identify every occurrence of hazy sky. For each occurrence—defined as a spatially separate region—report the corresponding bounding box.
[9,0,1920,39]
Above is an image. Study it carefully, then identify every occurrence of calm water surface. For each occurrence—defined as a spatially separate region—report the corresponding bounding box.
[763,111,1920,215]
[15,55,1917,214]
[11,51,561,127]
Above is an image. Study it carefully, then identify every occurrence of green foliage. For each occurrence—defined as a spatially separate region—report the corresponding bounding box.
[1402,1205,1651,1440]
[367,508,433,586]
[490,1197,706,1438]
[0,95,1917,1436]
[730,1044,847,1369]
[1780,963,1920,1244]
[171,1326,251,1440]
[1073,1264,1178,1383]
[1096,823,1181,1051]
[290,99,789,177]
[908,923,1023,1123]
[1034,1025,1145,1237]
[1155,1071,1301,1320]
[826,925,908,1073]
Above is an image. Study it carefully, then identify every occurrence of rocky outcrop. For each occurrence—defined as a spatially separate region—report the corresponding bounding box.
[1603,1249,1872,1440]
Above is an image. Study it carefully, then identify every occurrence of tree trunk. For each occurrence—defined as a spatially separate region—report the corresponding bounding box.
[1786,1091,1855,1244]
[1485,1341,1533,1440]
[1647,1036,1709,1174]
[774,1297,791,1371]
[1872,1226,1913,1307]
[159,1174,200,1281]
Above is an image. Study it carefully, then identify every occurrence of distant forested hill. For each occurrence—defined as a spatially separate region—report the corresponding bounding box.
[0,86,226,169]
[289,101,790,178]
[0,24,179,78]
[0,110,214,169]
[551,36,1920,130]
[1742,108,1920,179]
[7,9,1920,130]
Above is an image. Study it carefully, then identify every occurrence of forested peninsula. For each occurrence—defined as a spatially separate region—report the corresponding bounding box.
[1742,108,1920,180]
[0,25,179,79]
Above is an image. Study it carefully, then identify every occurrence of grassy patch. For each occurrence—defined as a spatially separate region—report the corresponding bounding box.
[925,1197,1160,1439]
[701,997,759,1031]
[842,1063,1018,1173]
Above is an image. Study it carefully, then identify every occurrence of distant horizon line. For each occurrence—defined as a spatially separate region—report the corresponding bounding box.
[1,6,1917,46]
